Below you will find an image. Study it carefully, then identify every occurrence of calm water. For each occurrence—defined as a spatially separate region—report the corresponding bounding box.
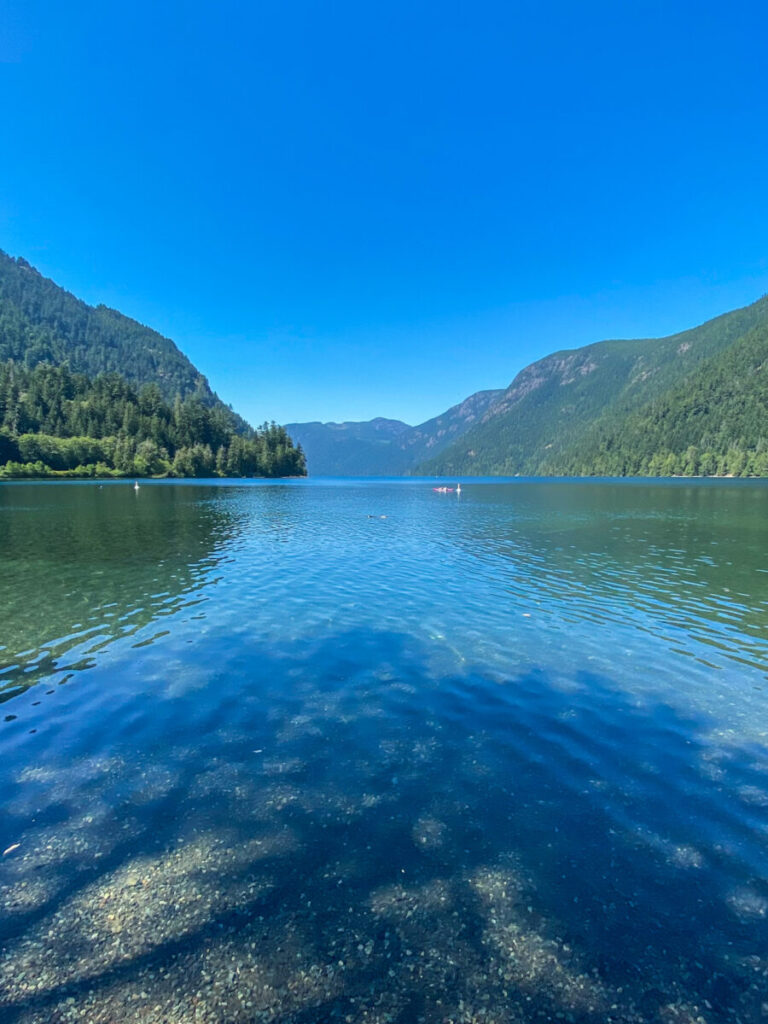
[1,478,767,1024]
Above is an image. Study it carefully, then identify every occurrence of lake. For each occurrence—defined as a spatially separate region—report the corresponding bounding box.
[1,478,767,1024]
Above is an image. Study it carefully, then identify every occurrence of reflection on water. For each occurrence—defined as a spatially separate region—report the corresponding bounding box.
[0,483,239,699]
[0,478,767,1023]
[459,482,768,670]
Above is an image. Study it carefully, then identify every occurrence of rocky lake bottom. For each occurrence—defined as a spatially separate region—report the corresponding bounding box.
[1,478,767,1024]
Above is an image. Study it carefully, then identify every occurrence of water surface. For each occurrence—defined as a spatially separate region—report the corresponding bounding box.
[1,478,767,1024]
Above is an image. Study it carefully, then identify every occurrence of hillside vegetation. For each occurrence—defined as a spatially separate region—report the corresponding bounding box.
[284,418,411,476]
[420,295,768,477]
[288,389,503,475]
[0,251,304,478]
[548,319,768,477]
[0,361,304,479]
[0,250,249,433]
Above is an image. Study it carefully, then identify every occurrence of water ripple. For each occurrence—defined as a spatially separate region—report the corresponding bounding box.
[1,479,768,1022]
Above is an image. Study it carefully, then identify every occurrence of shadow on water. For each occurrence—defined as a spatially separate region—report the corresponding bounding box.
[1,628,767,1023]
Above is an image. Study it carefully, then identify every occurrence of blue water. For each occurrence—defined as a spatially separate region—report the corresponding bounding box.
[1,478,767,1023]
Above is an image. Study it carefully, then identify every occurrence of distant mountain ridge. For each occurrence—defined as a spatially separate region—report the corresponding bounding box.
[287,388,503,475]
[293,293,768,478]
[282,418,409,477]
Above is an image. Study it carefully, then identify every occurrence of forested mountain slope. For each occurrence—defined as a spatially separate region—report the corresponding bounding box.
[288,389,503,475]
[395,389,504,470]
[419,295,768,476]
[0,249,305,478]
[284,418,410,476]
[0,250,248,433]
[546,318,768,477]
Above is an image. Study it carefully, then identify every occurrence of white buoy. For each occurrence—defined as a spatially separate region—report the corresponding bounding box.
[133,481,140,491]
[456,483,462,494]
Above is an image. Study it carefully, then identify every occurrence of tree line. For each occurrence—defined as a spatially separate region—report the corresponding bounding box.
[0,361,306,479]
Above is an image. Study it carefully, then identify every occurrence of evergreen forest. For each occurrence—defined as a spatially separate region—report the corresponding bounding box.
[0,249,249,432]
[0,361,305,479]
[545,320,768,477]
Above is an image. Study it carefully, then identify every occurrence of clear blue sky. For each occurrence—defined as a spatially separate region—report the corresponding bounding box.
[1,0,767,426]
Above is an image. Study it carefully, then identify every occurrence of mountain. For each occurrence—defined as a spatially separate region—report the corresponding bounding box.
[546,316,768,477]
[419,294,768,477]
[0,250,249,433]
[394,389,505,469]
[287,389,503,475]
[293,293,768,479]
[283,418,410,476]
[0,250,306,478]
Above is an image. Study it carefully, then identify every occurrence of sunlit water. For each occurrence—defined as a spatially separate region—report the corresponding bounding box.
[1,478,767,1024]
